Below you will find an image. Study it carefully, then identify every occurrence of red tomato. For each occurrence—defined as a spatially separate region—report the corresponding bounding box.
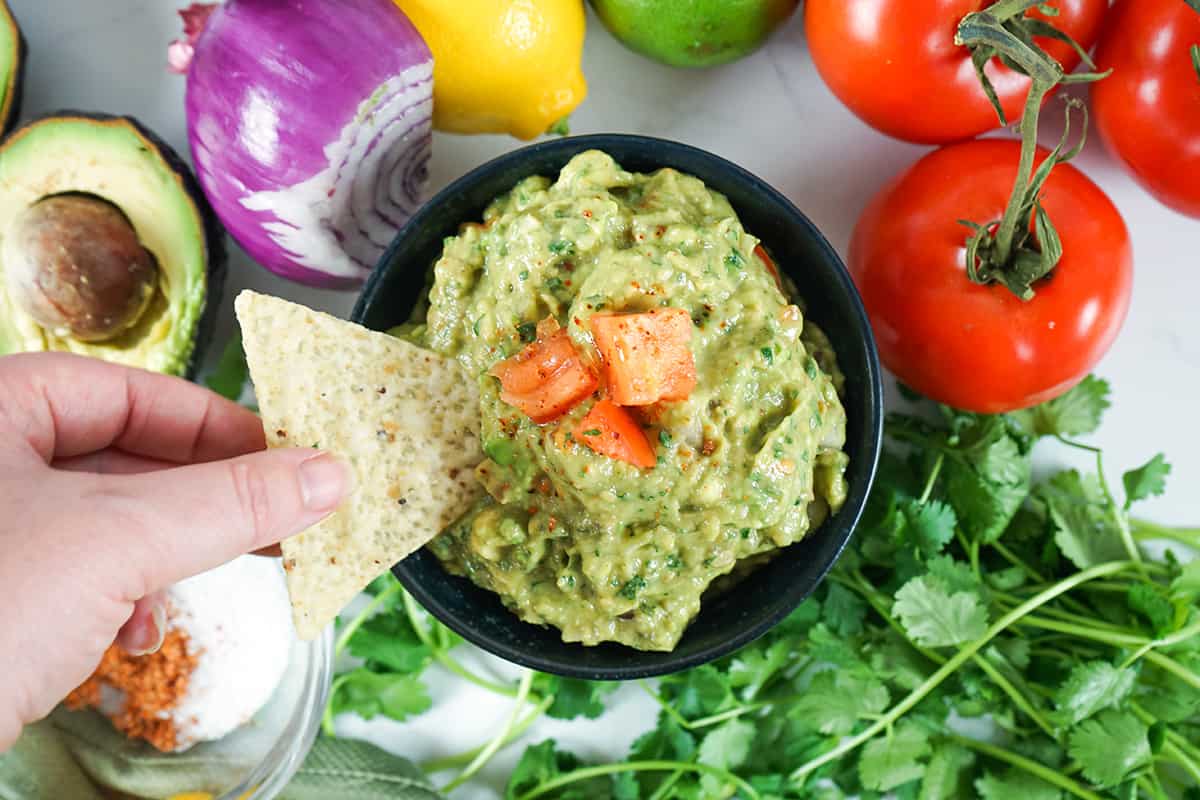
[489,319,598,423]
[576,400,657,469]
[1092,0,1200,218]
[590,308,696,406]
[804,0,1108,144]
[849,139,1132,413]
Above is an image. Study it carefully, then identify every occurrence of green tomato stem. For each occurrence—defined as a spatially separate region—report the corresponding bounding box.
[789,561,1133,784]
[993,73,1049,270]
[947,734,1108,800]
[442,670,536,793]
[516,760,761,800]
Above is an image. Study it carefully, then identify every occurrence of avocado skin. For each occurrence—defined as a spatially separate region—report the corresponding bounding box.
[14,111,228,380]
[1,0,25,135]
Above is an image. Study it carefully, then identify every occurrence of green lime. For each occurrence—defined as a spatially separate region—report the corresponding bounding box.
[589,0,799,68]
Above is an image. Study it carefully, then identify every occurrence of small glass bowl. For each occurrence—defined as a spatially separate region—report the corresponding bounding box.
[67,625,333,800]
[215,627,334,800]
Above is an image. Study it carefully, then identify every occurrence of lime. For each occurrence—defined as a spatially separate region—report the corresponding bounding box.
[589,0,799,68]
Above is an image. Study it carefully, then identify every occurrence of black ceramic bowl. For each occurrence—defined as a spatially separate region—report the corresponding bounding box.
[353,134,883,680]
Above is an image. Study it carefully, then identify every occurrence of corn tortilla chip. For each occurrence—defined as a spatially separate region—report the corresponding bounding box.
[235,291,483,639]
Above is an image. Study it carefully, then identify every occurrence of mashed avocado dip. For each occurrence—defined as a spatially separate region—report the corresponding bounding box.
[405,150,849,651]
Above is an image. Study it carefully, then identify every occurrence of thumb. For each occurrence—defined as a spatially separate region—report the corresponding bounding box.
[94,448,352,591]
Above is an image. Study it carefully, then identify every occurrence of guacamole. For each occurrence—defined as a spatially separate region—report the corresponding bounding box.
[410,150,849,651]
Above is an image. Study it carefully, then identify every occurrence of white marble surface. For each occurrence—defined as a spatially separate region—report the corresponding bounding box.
[10,1,1199,797]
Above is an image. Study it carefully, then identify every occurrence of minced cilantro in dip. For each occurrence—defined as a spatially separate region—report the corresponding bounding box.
[404,150,850,651]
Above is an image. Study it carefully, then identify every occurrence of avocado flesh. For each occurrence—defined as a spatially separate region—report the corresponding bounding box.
[0,115,218,376]
[0,1,23,134]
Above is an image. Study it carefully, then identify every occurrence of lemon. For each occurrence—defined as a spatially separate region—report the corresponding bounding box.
[394,0,588,140]
[590,0,798,68]
[164,794,212,800]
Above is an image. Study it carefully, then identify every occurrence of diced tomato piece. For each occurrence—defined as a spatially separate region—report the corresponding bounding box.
[589,308,697,406]
[755,244,783,291]
[489,318,598,423]
[576,400,657,469]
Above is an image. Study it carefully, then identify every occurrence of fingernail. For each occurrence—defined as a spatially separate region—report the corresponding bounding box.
[127,604,166,657]
[299,452,352,511]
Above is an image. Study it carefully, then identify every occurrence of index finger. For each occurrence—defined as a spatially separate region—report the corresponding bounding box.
[0,352,267,464]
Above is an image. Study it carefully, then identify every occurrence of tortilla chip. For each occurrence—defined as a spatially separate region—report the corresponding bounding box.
[235,291,483,639]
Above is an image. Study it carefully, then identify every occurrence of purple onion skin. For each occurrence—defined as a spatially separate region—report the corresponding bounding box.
[186,0,432,289]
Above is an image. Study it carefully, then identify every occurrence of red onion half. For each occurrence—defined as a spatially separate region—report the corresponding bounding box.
[175,0,432,288]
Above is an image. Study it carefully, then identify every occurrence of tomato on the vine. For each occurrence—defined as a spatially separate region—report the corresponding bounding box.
[1091,0,1200,218]
[849,139,1132,413]
[804,0,1108,144]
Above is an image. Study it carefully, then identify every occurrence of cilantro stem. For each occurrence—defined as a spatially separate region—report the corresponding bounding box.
[946,734,1107,800]
[993,592,1137,635]
[1131,704,1200,784]
[441,670,535,793]
[402,591,519,697]
[789,561,1132,784]
[647,770,685,800]
[847,571,1060,739]
[1055,436,1143,567]
[321,673,352,737]
[970,654,1056,738]
[918,453,944,505]
[1144,650,1200,690]
[1130,518,1200,551]
[990,539,1048,583]
[335,581,403,658]
[1119,618,1200,670]
[641,682,695,730]
[422,692,553,773]
[515,760,761,800]
[322,582,405,736]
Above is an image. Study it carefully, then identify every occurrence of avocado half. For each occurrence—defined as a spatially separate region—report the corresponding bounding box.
[0,0,24,134]
[0,113,226,378]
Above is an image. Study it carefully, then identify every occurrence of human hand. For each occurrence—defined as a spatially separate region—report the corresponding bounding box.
[0,352,352,750]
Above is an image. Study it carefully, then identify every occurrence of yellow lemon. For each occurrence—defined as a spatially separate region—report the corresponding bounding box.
[394,0,588,140]
[165,794,213,800]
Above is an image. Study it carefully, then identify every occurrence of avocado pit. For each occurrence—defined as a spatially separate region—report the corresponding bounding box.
[3,194,159,342]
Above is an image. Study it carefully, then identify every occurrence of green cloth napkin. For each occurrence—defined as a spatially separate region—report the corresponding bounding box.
[0,715,439,800]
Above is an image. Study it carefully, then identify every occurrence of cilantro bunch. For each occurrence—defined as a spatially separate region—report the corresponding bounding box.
[326,376,1200,799]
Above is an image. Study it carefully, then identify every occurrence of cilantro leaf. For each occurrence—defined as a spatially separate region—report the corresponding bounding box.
[792,670,890,736]
[204,333,249,403]
[1067,710,1151,788]
[859,723,931,791]
[1036,470,1126,568]
[893,576,988,647]
[1127,583,1177,636]
[611,771,639,800]
[942,433,1030,545]
[630,714,696,763]
[534,675,618,720]
[1011,375,1110,437]
[660,665,734,719]
[918,743,975,800]
[822,583,867,636]
[697,719,755,798]
[728,637,792,700]
[975,768,1062,800]
[346,608,431,675]
[1050,661,1136,728]
[902,499,958,558]
[330,669,431,723]
[925,555,983,595]
[506,740,576,799]
[1170,560,1200,604]
[1122,453,1171,508]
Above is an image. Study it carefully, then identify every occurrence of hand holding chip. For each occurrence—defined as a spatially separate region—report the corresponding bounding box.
[0,352,352,751]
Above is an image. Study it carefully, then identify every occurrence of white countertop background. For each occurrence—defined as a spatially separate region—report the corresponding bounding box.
[11,1,1199,796]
